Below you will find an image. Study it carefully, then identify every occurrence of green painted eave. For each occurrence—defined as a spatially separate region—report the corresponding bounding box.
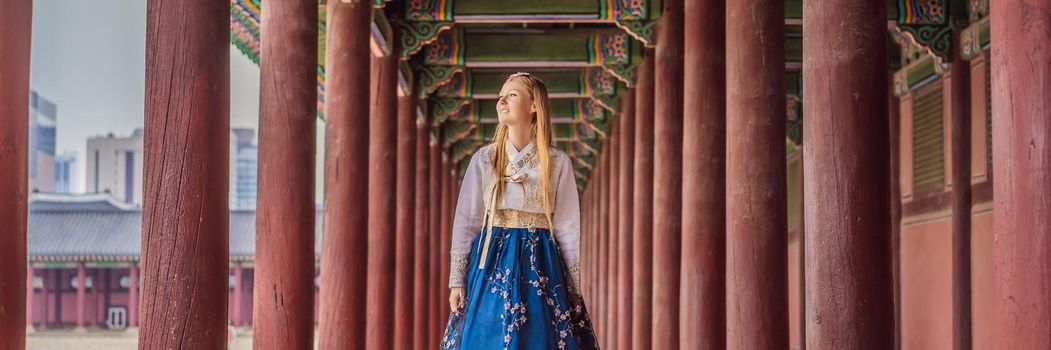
[425,26,640,66]
[466,32,592,62]
[451,0,660,21]
[473,70,587,94]
[455,0,598,15]
[428,68,625,109]
[906,59,938,87]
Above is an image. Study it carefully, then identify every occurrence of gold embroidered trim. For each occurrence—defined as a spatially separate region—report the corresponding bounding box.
[449,252,469,288]
[507,145,539,175]
[525,152,559,209]
[566,260,581,295]
[491,209,551,229]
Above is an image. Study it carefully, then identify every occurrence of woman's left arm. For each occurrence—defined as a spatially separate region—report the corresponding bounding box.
[552,153,582,295]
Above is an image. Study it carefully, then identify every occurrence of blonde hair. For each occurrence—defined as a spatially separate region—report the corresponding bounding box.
[492,73,556,227]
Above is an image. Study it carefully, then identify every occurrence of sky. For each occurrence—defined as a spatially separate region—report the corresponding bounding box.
[29,0,326,203]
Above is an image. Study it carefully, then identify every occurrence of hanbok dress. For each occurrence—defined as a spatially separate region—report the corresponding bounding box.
[440,140,599,350]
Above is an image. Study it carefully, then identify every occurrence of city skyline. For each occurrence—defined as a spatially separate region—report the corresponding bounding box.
[28,90,57,193]
[49,126,264,209]
[86,129,143,205]
[28,0,324,204]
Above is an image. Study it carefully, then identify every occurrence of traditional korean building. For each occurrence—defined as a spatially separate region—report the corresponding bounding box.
[25,193,323,330]
[2,0,1046,349]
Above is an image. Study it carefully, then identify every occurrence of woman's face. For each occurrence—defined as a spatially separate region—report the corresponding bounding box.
[497,78,536,126]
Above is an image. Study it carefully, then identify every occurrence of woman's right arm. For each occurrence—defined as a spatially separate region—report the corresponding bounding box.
[448,150,486,289]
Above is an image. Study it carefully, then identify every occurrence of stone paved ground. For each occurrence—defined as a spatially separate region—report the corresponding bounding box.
[26,329,283,350]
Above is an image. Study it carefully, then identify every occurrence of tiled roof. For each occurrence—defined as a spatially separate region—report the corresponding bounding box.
[28,195,324,260]
[29,192,137,212]
[228,210,325,258]
[29,210,142,258]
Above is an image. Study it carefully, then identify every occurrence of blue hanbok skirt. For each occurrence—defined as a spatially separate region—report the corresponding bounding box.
[440,225,599,350]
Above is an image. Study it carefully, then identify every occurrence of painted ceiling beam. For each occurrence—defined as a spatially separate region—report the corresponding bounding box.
[417,27,639,85]
[429,67,620,99]
[432,97,614,140]
[403,0,658,46]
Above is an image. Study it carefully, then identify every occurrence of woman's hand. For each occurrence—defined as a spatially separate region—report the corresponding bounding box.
[449,287,465,314]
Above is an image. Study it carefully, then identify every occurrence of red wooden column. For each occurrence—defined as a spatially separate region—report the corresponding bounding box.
[803,0,893,347]
[450,165,462,327]
[49,269,56,327]
[584,179,591,303]
[992,0,1051,346]
[575,183,584,296]
[90,269,100,326]
[606,119,620,349]
[27,266,34,329]
[591,149,602,336]
[581,184,587,300]
[394,78,418,350]
[594,166,601,314]
[617,89,637,346]
[0,0,31,345]
[681,0,726,348]
[233,264,243,326]
[726,0,787,345]
[631,51,656,350]
[318,0,371,347]
[590,178,598,304]
[593,170,600,304]
[584,185,592,302]
[604,143,613,343]
[583,183,591,303]
[887,73,902,350]
[447,158,457,320]
[366,38,400,348]
[253,0,317,345]
[438,153,446,332]
[129,264,138,328]
[592,158,603,311]
[453,165,462,197]
[428,136,442,348]
[439,154,452,325]
[652,0,685,347]
[947,30,973,350]
[76,263,86,329]
[580,186,586,297]
[596,146,609,341]
[412,108,430,350]
[140,0,229,346]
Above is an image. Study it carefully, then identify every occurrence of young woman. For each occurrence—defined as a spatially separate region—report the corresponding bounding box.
[440,72,599,350]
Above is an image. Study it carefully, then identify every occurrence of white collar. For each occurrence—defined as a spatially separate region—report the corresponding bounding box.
[505,139,535,164]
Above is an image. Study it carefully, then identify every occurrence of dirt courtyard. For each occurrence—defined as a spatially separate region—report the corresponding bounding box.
[26,329,316,350]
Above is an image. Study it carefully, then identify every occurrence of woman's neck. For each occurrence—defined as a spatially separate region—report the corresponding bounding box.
[507,124,533,151]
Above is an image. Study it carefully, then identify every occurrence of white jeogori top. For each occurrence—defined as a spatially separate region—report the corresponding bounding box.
[448,140,582,293]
